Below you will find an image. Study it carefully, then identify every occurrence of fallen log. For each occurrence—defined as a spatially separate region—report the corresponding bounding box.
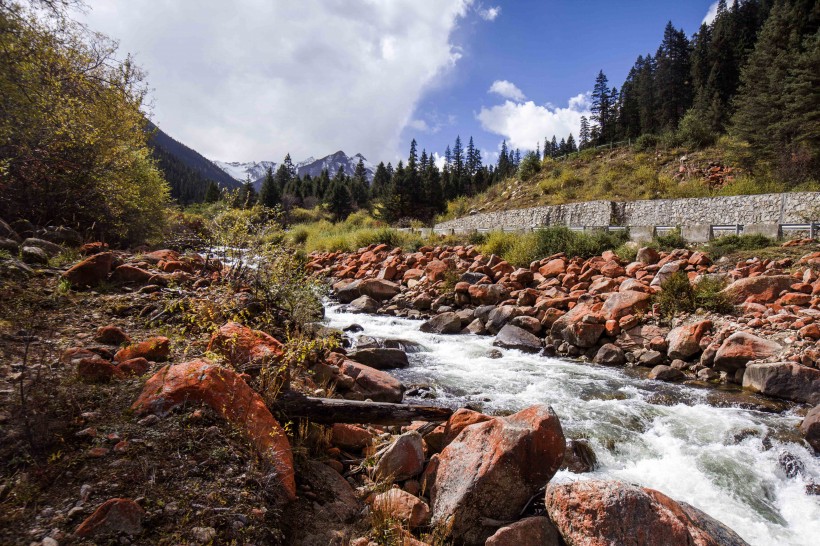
[270,391,453,425]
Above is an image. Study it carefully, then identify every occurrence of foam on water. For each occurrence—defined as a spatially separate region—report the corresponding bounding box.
[326,304,820,545]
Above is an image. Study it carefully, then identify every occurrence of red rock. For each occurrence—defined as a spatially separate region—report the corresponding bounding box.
[545,480,748,546]
[467,283,509,305]
[111,264,157,285]
[371,488,431,528]
[800,405,820,453]
[358,278,401,301]
[485,516,562,546]
[95,325,131,345]
[539,258,566,278]
[441,408,492,448]
[601,290,651,321]
[117,357,150,376]
[403,268,424,282]
[75,498,145,537]
[714,332,782,372]
[510,268,534,285]
[723,275,795,304]
[80,242,109,255]
[425,260,451,282]
[600,261,625,278]
[331,423,372,451]
[636,247,660,265]
[666,320,712,360]
[375,431,424,482]
[114,336,170,363]
[550,300,605,348]
[778,292,811,306]
[207,322,283,369]
[430,404,565,545]
[62,252,114,288]
[799,324,820,340]
[142,249,179,264]
[339,360,405,403]
[77,358,118,383]
[87,446,110,458]
[131,360,296,500]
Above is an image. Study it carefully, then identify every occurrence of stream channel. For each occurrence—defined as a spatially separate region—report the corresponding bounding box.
[324,303,820,545]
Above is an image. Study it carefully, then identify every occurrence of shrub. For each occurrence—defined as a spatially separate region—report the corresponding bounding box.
[654,228,687,250]
[693,276,734,314]
[518,151,542,181]
[677,109,717,148]
[634,134,659,151]
[654,271,734,319]
[706,234,775,259]
[484,227,630,267]
[481,231,518,258]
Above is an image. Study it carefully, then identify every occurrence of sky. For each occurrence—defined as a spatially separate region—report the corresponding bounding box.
[78,1,723,166]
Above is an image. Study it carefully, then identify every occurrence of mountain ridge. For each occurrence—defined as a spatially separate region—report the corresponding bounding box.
[213,150,375,187]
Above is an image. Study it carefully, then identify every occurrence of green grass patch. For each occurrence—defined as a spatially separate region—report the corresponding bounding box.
[705,234,775,259]
[480,226,630,267]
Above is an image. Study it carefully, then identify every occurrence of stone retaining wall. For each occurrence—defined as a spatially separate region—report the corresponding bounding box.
[434,192,820,233]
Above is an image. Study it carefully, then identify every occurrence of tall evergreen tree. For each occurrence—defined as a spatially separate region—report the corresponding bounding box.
[579,116,591,148]
[259,166,280,208]
[327,167,353,220]
[371,162,390,200]
[204,181,221,203]
[654,21,692,130]
[591,70,613,143]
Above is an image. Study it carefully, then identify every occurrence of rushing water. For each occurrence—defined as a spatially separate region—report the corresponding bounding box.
[325,304,820,546]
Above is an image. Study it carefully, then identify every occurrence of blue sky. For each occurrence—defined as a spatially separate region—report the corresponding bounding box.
[404,1,717,165]
[80,1,719,165]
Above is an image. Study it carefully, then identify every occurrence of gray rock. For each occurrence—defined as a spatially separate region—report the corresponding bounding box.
[462,318,487,335]
[650,260,684,288]
[420,312,462,334]
[459,271,488,284]
[493,324,542,353]
[743,362,820,403]
[594,344,626,366]
[347,348,409,370]
[0,238,18,253]
[38,226,82,246]
[335,280,361,303]
[0,258,33,280]
[22,246,48,265]
[374,431,424,482]
[486,305,521,334]
[348,295,379,313]
[648,365,686,382]
[639,350,665,367]
[22,237,63,257]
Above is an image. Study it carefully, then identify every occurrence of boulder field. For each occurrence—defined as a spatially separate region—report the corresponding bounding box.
[309,242,820,405]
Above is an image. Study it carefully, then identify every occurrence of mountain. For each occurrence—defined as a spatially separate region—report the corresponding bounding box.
[148,124,242,204]
[214,151,375,188]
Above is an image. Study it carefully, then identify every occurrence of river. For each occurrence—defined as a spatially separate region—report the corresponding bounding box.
[325,303,820,546]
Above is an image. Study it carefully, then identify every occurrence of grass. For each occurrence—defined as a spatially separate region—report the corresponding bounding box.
[480,226,630,267]
[653,271,734,320]
[704,234,775,259]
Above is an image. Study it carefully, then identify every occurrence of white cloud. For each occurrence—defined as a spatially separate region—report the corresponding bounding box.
[78,0,476,162]
[488,80,526,102]
[408,119,432,132]
[478,6,501,21]
[477,93,591,151]
[703,2,718,25]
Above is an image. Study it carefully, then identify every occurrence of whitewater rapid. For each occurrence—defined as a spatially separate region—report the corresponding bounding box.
[325,304,820,546]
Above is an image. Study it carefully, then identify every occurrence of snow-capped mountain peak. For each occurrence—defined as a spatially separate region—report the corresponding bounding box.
[212,160,276,184]
[213,151,374,185]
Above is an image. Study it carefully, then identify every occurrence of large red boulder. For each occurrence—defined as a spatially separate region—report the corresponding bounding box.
[713,332,781,372]
[110,264,156,284]
[207,322,283,370]
[371,488,430,529]
[114,336,170,363]
[374,431,425,482]
[601,290,651,321]
[430,404,565,545]
[131,360,296,500]
[339,360,405,403]
[722,275,795,304]
[545,480,749,546]
[485,516,562,546]
[75,498,145,538]
[358,278,401,301]
[550,300,605,348]
[62,252,113,288]
[666,320,712,361]
[441,408,492,448]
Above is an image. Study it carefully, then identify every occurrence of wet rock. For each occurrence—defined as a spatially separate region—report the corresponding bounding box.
[649,365,686,382]
[742,362,820,403]
[375,431,425,482]
[493,324,542,353]
[486,305,521,334]
[74,498,144,538]
[593,344,625,366]
[639,350,665,367]
[778,451,804,478]
[714,332,782,372]
[486,348,503,358]
[339,360,405,403]
[131,360,296,500]
[347,347,409,370]
[343,323,364,333]
[463,318,487,335]
[722,275,795,304]
[430,404,565,545]
[510,315,541,335]
[371,488,430,528]
[485,516,562,546]
[206,322,283,369]
[560,439,598,473]
[358,278,401,301]
[551,300,605,348]
[666,320,712,361]
[62,252,113,288]
[545,480,749,546]
[114,336,170,363]
[21,246,48,265]
[800,405,820,453]
[420,312,462,334]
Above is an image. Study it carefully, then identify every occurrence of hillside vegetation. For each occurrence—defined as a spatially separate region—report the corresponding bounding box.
[441,136,820,219]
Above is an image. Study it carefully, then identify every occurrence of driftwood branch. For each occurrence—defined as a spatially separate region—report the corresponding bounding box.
[270,392,453,426]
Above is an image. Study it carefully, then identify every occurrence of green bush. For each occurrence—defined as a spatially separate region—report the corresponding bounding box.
[654,228,687,250]
[483,227,630,267]
[705,234,775,259]
[654,271,734,319]
[634,134,659,151]
[518,151,542,181]
[677,109,717,148]
[481,231,518,258]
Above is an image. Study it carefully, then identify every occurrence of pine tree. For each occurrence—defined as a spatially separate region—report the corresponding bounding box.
[591,70,612,143]
[566,133,577,153]
[466,136,477,175]
[327,167,353,221]
[497,140,512,178]
[579,116,591,148]
[259,166,280,208]
[551,136,559,158]
[204,181,221,203]
[240,176,257,208]
[654,21,692,130]
[350,158,370,209]
[371,162,390,200]
[452,136,464,178]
